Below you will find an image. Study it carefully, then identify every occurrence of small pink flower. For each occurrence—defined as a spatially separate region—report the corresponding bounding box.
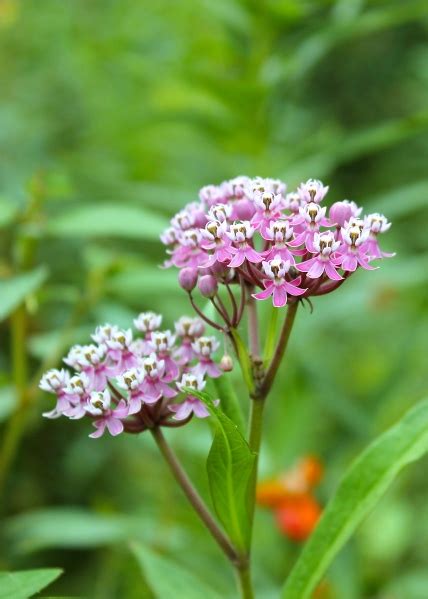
[133,312,162,353]
[147,331,179,381]
[297,179,329,204]
[200,221,231,266]
[140,353,177,402]
[291,203,328,251]
[363,213,395,259]
[339,223,375,272]
[86,390,128,438]
[226,221,262,267]
[174,316,205,364]
[62,373,94,420]
[263,219,301,263]
[297,232,343,280]
[116,367,146,414]
[105,329,138,374]
[192,337,221,377]
[251,191,284,237]
[40,369,72,419]
[253,256,307,307]
[170,373,218,420]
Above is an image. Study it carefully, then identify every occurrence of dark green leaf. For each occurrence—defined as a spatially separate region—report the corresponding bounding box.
[190,389,255,552]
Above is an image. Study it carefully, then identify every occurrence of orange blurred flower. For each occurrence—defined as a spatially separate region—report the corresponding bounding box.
[257,455,323,542]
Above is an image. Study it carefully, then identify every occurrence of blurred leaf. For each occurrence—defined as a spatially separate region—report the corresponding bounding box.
[192,389,255,552]
[46,204,168,240]
[5,508,149,553]
[0,197,19,228]
[282,398,428,599]
[0,267,48,322]
[132,542,222,599]
[0,569,62,599]
[368,180,428,218]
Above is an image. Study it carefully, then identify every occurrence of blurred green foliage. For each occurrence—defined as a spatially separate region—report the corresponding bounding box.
[0,0,428,597]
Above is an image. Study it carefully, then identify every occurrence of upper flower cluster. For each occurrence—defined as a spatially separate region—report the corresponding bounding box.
[161,177,394,308]
[39,313,223,438]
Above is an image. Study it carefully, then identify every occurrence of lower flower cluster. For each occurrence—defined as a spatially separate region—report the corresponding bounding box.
[39,313,222,438]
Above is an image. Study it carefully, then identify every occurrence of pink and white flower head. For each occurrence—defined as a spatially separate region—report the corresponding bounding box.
[171,208,195,231]
[160,226,179,246]
[63,372,93,420]
[116,367,145,414]
[253,255,307,308]
[40,369,72,419]
[148,330,178,382]
[170,372,216,420]
[365,213,391,235]
[263,220,298,263]
[200,220,231,266]
[39,368,70,394]
[192,336,221,378]
[226,221,262,267]
[208,203,232,223]
[70,344,108,391]
[339,223,374,272]
[299,202,327,227]
[298,232,343,281]
[140,353,177,402]
[284,191,304,214]
[134,312,162,334]
[251,191,284,237]
[199,184,225,208]
[104,328,137,373]
[174,316,205,364]
[363,213,395,259]
[86,389,129,438]
[298,179,329,204]
[91,323,120,346]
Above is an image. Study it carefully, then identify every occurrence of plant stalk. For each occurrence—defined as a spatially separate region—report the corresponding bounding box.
[150,427,239,563]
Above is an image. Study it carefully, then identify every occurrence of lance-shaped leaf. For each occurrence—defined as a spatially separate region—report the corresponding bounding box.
[188,389,256,552]
[212,374,245,433]
[0,568,62,599]
[282,398,428,599]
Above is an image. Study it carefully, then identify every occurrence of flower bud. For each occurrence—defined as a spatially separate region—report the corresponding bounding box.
[198,275,218,298]
[329,201,354,227]
[220,354,234,372]
[179,267,198,292]
[234,198,256,220]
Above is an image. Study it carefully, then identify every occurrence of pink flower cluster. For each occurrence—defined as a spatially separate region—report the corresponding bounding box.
[39,313,222,438]
[161,177,394,308]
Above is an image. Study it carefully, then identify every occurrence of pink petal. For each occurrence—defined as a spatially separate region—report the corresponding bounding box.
[106,417,124,436]
[283,281,306,296]
[192,400,210,418]
[297,257,316,272]
[253,283,274,301]
[341,254,357,272]
[245,248,263,263]
[307,259,325,279]
[170,401,193,421]
[324,261,343,281]
[89,420,106,439]
[272,286,287,307]
[228,252,245,267]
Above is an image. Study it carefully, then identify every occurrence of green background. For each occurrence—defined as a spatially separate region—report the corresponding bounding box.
[0,0,428,597]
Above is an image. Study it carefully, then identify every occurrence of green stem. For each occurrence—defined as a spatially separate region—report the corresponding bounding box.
[0,305,28,495]
[263,305,279,365]
[236,563,255,599]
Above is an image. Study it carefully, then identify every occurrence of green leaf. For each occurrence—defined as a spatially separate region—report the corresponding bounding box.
[131,542,222,599]
[46,203,168,240]
[190,389,255,552]
[5,508,148,553]
[0,267,48,322]
[281,398,428,599]
[212,375,245,433]
[0,569,62,599]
